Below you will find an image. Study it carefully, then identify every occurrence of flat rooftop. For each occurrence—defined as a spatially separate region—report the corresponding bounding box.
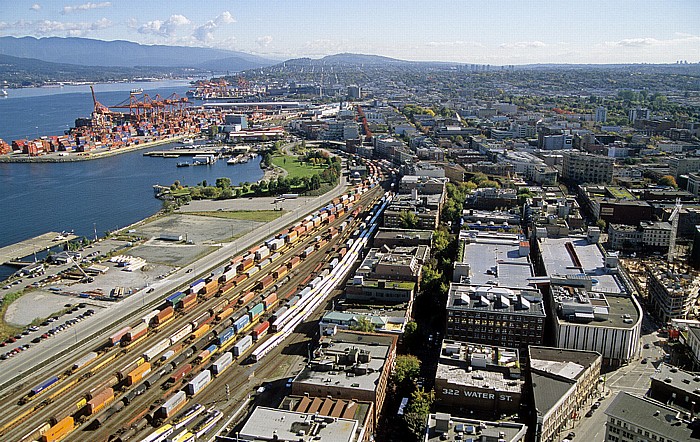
[425,413,527,442]
[551,285,639,329]
[651,363,700,396]
[458,230,533,290]
[529,346,600,381]
[538,236,625,294]
[238,407,358,442]
[294,332,394,395]
[447,284,546,319]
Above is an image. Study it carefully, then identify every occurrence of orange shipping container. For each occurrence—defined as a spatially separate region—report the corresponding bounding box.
[216,308,233,322]
[86,387,114,415]
[190,324,211,341]
[238,291,255,305]
[41,416,74,442]
[127,362,151,386]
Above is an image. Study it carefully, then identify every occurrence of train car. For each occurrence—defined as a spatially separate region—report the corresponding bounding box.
[287,230,299,244]
[165,291,186,309]
[232,335,253,357]
[186,370,212,396]
[141,310,161,325]
[245,266,260,279]
[181,293,197,311]
[190,279,206,295]
[232,314,250,333]
[192,409,223,438]
[256,274,274,291]
[252,321,270,342]
[204,278,219,296]
[218,267,237,284]
[262,292,278,310]
[190,311,211,330]
[195,345,217,364]
[86,387,114,415]
[215,307,234,322]
[270,306,288,324]
[158,392,187,419]
[301,246,314,258]
[168,364,192,385]
[86,375,118,401]
[288,256,301,270]
[126,362,151,386]
[108,326,131,346]
[116,357,145,381]
[238,291,255,305]
[124,322,149,345]
[143,338,170,362]
[142,424,175,442]
[255,246,270,262]
[272,265,288,280]
[189,324,211,342]
[30,375,60,397]
[256,258,272,271]
[211,352,233,375]
[172,403,206,430]
[232,273,248,286]
[230,255,244,267]
[153,306,174,327]
[72,351,98,371]
[237,257,254,273]
[309,277,323,289]
[143,371,164,389]
[40,416,74,442]
[216,327,236,347]
[169,324,194,346]
[248,302,264,323]
[268,238,285,251]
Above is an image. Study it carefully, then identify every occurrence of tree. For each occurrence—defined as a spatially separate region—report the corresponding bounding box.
[215,177,231,189]
[393,355,421,385]
[399,210,419,229]
[659,175,678,188]
[404,388,434,440]
[432,229,450,254]
[262,152,272,168]
[350,316,375,332]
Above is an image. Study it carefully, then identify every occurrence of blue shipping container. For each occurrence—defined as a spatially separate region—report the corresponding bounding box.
[217,327,235,346]
[31,375,59,396]
[233,315,250,333]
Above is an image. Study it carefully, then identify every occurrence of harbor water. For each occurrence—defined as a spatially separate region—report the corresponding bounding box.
[0,81,264,281]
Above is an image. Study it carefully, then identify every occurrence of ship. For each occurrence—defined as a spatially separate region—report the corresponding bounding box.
[130,88,143,95]
[176,161,190,167]
[226,157,238,165]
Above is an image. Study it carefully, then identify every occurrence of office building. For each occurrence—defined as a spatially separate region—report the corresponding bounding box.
[561,151,614,184]
[424,413,527,442]
[647,263,700,323]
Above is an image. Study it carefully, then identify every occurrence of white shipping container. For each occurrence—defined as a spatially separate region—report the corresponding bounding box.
[141,310,161,325]
[190,280,206,294]
[222,268,237,282]
[329,258,339,269]
[233,335,253,356]
[143,338,170,362]
[169,324,193,346]
[161,391,186,416]
[160,350,175,362]
[245,267,260,278]
[255,246,270,261]
[269,238,285,251]
[186,370,212,396]
[72,351,98,370]
[212,352,233,375]
[309,277,323,289]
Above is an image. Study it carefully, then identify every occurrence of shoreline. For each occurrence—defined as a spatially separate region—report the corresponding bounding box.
[0,135,189,163]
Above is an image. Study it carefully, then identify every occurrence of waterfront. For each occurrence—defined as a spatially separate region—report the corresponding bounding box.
[0,146,264,280]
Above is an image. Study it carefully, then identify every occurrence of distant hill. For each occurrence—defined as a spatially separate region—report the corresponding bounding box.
[283,53,411,67]
[0,36,276,71]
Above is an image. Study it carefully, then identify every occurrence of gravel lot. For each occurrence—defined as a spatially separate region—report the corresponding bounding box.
[178,196,317,212]
[5,291,81,326]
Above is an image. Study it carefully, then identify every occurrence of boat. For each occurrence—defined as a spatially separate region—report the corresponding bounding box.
[176,162,190,167]
[181,138,194,146]
[0,90,7,97]
[130,88,143,95]
[227,157,238,165]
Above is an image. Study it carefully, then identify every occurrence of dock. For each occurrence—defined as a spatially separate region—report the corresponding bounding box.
[0,232,78,265]
[144,148,222,157]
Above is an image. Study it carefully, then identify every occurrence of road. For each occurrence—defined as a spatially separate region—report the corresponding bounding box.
[0,174,349,394]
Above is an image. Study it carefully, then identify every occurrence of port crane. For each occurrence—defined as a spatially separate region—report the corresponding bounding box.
[89,85,113,129]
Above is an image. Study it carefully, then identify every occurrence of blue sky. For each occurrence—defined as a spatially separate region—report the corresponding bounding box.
[1,0,699,64]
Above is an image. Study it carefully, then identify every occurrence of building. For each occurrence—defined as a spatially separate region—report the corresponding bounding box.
[383,193,443,230]
[608,221,672,251]
[604,392,700,442]
[399,175,447,195]
[529,346,602,442]
[290,331,397,423]
[319,310,407,336]
[353,245,429,283]
[647,263,700,323]
[465,187,519,210]
[434,340,524,415]
[628,107,650,123]
[237,406,363,442]
[534,235,642,366]
[649,363,700,412]
[424,413,527,442]
[561,151,614,184]
[445,284,546,350]
[348,85,362,100]
[669,156,700,179]
[595,106,608,123]
[372,228,433,248]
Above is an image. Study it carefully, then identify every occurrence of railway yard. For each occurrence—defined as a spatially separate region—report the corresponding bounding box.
[0,159,389,442]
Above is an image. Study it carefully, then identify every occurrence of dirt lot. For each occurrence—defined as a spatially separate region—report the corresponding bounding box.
[177,196,317,213]
[132,213,260,245]
[4,291,77,326]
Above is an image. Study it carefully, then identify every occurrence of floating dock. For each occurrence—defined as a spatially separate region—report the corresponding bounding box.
[144,148,221,157]
[0,232,78,265]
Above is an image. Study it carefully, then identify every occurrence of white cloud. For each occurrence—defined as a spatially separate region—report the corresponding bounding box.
[34,17,112,35]
[30,4,41,11]
[61,2,111,15]
[138,14,191,36]
[608,37,659,47]
[499,41,547,49]
[256,35,273,47]
[215,11,235,25]
[193,11,235,43]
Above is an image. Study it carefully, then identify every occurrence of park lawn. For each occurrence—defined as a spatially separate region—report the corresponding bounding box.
[271,154,327,180]
[189,210,286,222]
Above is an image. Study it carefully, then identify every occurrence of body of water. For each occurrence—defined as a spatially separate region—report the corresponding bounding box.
[0,80,264,281]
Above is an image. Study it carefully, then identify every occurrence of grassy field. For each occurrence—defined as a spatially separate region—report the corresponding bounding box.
[0,291,24,341]
[271,155,327,180]
[189,210,286,222]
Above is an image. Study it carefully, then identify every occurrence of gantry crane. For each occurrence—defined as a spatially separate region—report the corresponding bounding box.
[668,198,682,263]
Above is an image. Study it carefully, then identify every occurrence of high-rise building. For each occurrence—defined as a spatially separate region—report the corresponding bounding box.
[595,106,607,123]
[348,85,362,100]
[628,107,650,123]
[561,151,614,184]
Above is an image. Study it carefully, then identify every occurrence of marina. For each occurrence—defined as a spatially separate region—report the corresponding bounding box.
[0,232,78,266]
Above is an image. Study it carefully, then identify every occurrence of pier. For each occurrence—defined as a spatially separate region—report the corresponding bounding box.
[0,232,78,265]
[143,148,223,157]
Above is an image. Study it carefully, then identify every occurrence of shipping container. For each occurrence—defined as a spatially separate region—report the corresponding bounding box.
[169,324,193,346]
[190,279,206,294]
[86,387,114,415]
[216,327,236,347]
[256,275,274,291]
[186,370,212,396]
[189,324,211,342]
[263,292,278,310]
[219,267,237,284]
[165,291,186,308]
[20,422,51,442]
[287,230,299,243]
[154,306,174,326]
[168,364,192,384]
[190,312,211,330]
[237,257,254,273]
[124,322,149,344]
[255,246,270,262]
[302,246,314,258]
[269,238,285,251]
[72,351,98,371]
[230,255,244,267]
[181,293,197,311]
[232,315,250,333]
[40,416,73,442]
[256,258,271,271]
[288,256,301,269]
[116,357,145,381]
[31,376,59,396]
[252,321,270,341]
[248,302,264,322]
[126,362,151,386]
[245,266,260,278]
[215,307,233,322]
[143,338,170,362]
[233,335,253,356]
[232,274,248,286]
[204,279,218,296]
[238,291,255,305]
[273,265,288,279]
[157,391,187,419]
[196,344,217,364]
[108,326,131,346]
[211,352,233,375]
[309,277,323,289]
[287,295,301,307]
[141,309,161,325]
[86,375,118,400]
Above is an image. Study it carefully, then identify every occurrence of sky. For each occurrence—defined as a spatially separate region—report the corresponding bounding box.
[1,0,699,64]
